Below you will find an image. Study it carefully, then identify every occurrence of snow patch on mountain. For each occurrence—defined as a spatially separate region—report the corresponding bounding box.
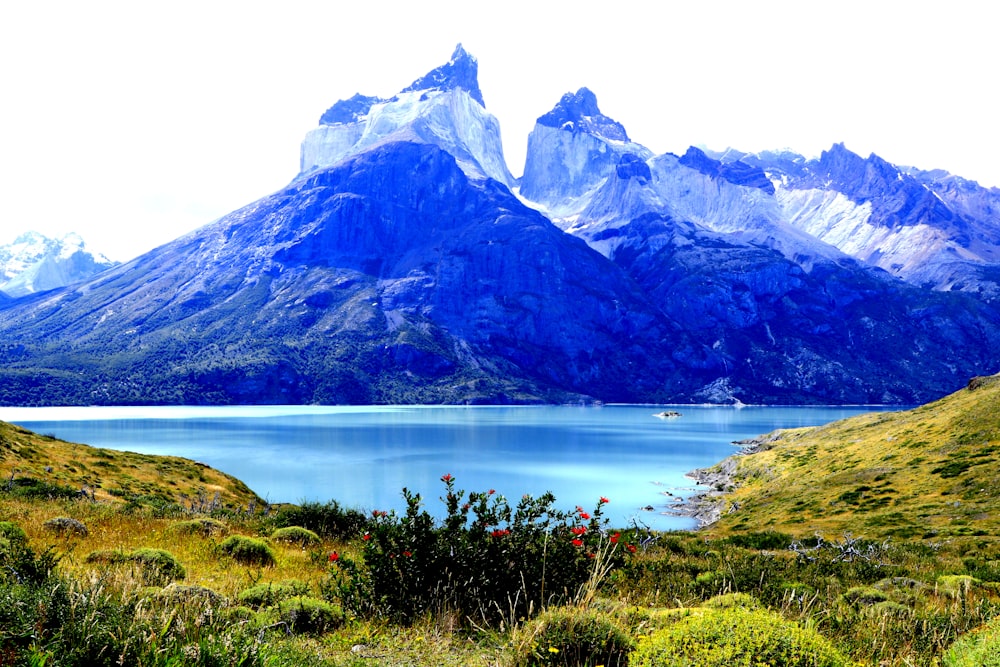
[299,46,512,187]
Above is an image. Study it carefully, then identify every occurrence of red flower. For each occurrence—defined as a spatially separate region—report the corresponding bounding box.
[610,532,620,544]
[488,489,496,495]
[362,533,371,541]
[328,551,339,562]
[572,538,584,547]
[626,544,637,553]
[576,505,584,513]
[579,512,591,520]
[491,528,510,538]
[372,510,386,518]
[587,552,596,559]
[441,473,453,482]
[571,526,587,536]
[403,550,412,557]
[600,496,610,504]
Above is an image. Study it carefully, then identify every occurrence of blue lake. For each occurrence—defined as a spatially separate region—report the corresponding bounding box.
[0,404,897,529]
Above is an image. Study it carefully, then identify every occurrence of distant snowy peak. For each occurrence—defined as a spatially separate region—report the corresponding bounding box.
[0,231,116,298]
[536,88,629,143]
[299,44,512,186]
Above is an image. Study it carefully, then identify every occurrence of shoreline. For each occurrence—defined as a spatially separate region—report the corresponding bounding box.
[663,430,785,528]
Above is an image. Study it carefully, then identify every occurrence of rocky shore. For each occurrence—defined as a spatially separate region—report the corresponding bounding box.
[665,430,785,527]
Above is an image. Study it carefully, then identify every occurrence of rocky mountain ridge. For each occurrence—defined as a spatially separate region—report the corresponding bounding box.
[0,45,997,406]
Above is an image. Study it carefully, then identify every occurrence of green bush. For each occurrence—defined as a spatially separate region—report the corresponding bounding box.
[0,520,27,546]
[630,607,852,667]
[703,592,762,610]
[271,526,321,548]
[274,596,344,635]
[338,475,627,625]
[171,517,227,537]
[514,607,633,667]
[219,535,276,567]
[85,548,185,585]
[238,579,311,608]
[274,499,370,539]
[128,548,186,585]
[944,615,1000,666]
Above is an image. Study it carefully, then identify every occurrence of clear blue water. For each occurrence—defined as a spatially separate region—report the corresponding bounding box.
[0,404,898,530]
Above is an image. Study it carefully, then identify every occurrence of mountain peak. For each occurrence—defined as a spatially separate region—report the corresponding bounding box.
[536,88,630,142]
[400,43,485,107]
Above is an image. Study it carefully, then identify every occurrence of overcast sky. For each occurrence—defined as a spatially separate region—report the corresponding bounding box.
[1,0,994,261]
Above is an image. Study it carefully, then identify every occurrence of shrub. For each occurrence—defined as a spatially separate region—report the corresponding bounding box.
[219,535,276,567]
[274,499,370,539]
[5,477,80,500]
[944,615,1000,666]
[273,596,344,635]
[703,592,762,610]
[155,583,226,607]
[630,607,852,667]
[171,517,227,537]
[514,607,633,667]
[42,516,88,537]
[85,548,185,585]
[238,579,311,608]
[840,586,889,608]
[128,548,186,585]
[0,521,27,546]
[336,475,628,625]
[271,526,321,548]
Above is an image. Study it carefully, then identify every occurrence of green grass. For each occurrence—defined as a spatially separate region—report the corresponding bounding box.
[4,375,1000,664]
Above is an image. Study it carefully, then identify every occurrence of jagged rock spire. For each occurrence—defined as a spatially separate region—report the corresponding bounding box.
[401,43,485,107]
[536,87,629,142]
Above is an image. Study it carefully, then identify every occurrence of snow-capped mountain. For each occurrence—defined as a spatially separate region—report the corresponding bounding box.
[0,45,997,407]
[299,44,513,187]
[712,144,1000,298]
[0,232,116,298]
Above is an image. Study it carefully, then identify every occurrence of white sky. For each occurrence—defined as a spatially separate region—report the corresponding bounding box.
[1,0,995,261]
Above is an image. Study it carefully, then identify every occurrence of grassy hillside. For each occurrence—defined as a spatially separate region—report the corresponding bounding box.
[697,374,1000,541]
[5,384,1000,666]
[0,419,262,509]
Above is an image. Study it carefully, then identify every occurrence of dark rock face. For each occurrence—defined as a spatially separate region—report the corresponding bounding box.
[536,88,630,142]
[678,147,775,194]
[400,43,485,107]
[318,93,382,125]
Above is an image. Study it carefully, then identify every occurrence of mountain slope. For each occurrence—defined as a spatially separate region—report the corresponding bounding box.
[0,141,713,405]
[691,373,1000,540]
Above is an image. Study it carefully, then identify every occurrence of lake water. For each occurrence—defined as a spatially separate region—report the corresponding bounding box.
[0,404,896,530]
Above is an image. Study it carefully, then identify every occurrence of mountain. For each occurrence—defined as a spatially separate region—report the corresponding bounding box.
[0,141,718,405]
[715,145,1000,299]
[0,232,117,298]
[517,91,1000,403]
[0,46,998,407]
[299,44,513,188]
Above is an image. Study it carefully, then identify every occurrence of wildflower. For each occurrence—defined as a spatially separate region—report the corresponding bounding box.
[462,503,471,511]
[548,647,560,654]
[441,473,453,482]
[403,550,412,557]
[626,544,637,553]
[576,505,584,513]
[362,533,371,541]
[488,488,495,495]
[587,552,596,559]
[610,532,620,544]
[328,551,339,562]
[572,538,584,547]
[600,496,610,504]
[571,526,587,535]
[579,512,591,520]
